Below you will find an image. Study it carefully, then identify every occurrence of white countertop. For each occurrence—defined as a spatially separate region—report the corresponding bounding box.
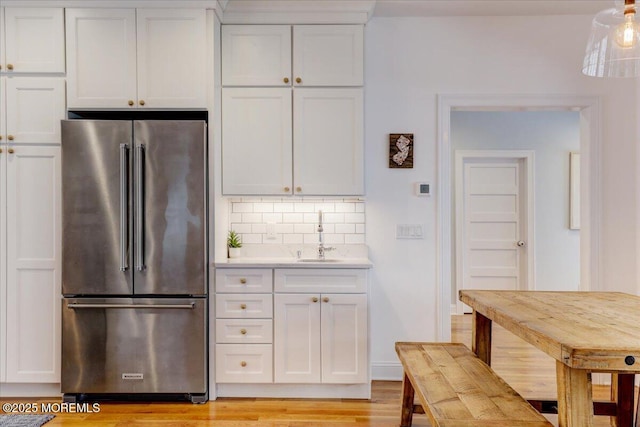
[214,257,373,269]
[214,244,373,269]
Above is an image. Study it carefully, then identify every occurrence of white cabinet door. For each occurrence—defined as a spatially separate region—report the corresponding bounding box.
[274,293,321,383]
[0,8,5,71]
[293,25,363,87]
[65,8,137,109]
[136,9,206,108]
[5,145,61,383]
[0,148,6,383]
[5,77,66,144]
[293,88,364,195]
[222,25,291,86]
[320,293,368,383]
[4,8,65,73]
[222,88,292,195]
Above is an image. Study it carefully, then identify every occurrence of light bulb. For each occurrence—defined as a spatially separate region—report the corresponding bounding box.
[616,8,639,47]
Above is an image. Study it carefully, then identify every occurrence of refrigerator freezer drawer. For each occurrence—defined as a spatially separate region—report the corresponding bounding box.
[61,298,206,395]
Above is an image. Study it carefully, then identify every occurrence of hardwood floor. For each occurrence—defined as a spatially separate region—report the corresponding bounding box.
[5,314,637,426]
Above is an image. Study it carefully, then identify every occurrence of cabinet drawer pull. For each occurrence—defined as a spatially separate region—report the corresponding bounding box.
[8,148,15,154]
[240,328,247,335]
[7,64,14,71]
[240,303,247,310]
[139,100,146,106]
[295,77,302,84]
[240,361,247,367]
[312,297,319,303]
[322,297,329,303]
[128,100,135,106]
[283,77,289,83]
[284,187,290,192]
[7,135,14,141]
[240,278,247,284]
[296,187,302,193]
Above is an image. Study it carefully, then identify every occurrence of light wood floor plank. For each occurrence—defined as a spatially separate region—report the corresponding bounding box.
[1,315,636,426]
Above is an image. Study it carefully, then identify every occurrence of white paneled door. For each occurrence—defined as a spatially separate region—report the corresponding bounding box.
[455,152,534,313]
[5,146,61,382]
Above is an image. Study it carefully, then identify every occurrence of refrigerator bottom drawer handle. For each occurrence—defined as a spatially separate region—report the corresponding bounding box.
[67,303,195,309]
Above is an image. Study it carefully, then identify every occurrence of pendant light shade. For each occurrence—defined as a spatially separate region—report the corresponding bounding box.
[583,0,640,77]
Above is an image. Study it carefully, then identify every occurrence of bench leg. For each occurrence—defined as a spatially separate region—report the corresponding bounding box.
[472,310,492,365]
[400,372,415,427]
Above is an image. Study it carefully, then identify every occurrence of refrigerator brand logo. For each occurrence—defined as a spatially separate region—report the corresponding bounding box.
[122,373,144,380]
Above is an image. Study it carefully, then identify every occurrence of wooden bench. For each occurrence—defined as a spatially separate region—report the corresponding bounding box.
[395,342,554,427]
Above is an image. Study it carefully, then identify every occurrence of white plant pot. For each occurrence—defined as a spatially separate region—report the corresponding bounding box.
[228,247,242,258]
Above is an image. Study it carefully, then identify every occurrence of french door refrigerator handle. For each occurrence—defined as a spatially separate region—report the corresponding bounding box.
[119,143,129,272]
[135,144,145,271]
[67,303,195,309]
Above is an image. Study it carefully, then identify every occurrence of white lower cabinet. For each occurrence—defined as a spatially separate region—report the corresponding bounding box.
[214,267,369,396]
[274,293,367,384]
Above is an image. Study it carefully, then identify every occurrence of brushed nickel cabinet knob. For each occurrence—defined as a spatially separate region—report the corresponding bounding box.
[240,278,247,284]
[128,100,134,106]
[295,77,301,84]
[240,328,247,335]
[240,303,247,310]
[139,100,145,106]
[7,135,14,141]
[296,187,302,193]
[8,148,15,154]
[284,187,290,192]
[322,297,329,303]
[283,77,289,83]
[312,297,319,303]
[7,64,13,71]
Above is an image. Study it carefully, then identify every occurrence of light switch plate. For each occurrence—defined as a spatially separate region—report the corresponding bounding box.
[396,224,424,239]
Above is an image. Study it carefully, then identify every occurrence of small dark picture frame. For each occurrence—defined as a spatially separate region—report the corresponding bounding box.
[389,133,414,168]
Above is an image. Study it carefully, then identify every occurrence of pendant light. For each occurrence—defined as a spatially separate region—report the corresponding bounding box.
[583,0,640,77]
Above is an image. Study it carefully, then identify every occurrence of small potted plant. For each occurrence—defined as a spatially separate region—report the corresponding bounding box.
[227,230,242,258]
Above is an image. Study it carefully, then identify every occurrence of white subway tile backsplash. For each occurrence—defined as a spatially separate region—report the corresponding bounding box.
[345,213,365,223]
[228,198,365,246]
[233,203,254,213]
[345,234,365,244]
[242,213,262,223]
[294,223,315,234]
[253,202,274,213]
[282,213,304,223]
[335,223,355,234]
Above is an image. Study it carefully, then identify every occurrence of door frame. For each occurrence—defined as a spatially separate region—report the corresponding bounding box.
[454,150,535,315]
[436,94,601,341]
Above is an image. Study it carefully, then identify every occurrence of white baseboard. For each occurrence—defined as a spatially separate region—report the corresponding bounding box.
[0,383,61,397]
[371,362,403,381]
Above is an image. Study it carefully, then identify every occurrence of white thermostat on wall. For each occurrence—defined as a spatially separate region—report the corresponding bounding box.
[415,182,431,197]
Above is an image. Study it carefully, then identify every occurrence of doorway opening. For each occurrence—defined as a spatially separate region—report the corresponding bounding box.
[436,95,601,341]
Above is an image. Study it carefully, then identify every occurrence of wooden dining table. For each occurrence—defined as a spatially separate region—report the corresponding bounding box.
[459,290,640,427]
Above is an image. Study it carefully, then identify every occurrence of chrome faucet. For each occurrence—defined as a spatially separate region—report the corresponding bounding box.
[317,210,335,260]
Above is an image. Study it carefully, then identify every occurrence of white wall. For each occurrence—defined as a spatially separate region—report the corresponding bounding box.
[451,110,581,300]
[365,15,638,379]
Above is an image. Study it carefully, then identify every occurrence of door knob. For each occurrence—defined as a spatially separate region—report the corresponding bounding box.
[517,240,526,247]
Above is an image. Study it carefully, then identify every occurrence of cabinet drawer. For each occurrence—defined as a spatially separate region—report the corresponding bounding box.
[216,294,273,318]
[215,344,273,383]
[274,269,366,293]
[216,319,273,344]
[215,268,273,293]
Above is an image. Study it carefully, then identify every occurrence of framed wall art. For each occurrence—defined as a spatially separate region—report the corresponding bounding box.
[389,133,414,168]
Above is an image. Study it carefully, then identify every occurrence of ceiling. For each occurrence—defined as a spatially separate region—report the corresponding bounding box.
[372,1,614,17]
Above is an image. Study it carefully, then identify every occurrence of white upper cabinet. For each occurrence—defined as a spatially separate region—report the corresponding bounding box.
[136,9,207,108]
[3,77,66,144]
[222,24,363,87]
[66,8,206,109]
[1,8,65,73]
[222,88,292,195]
[222,25,291,86]
[293,88,363,195]
[65,9,137,109]
[293,25,363,87]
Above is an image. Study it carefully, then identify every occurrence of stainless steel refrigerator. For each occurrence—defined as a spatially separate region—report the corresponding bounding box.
[60,120,208,403]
